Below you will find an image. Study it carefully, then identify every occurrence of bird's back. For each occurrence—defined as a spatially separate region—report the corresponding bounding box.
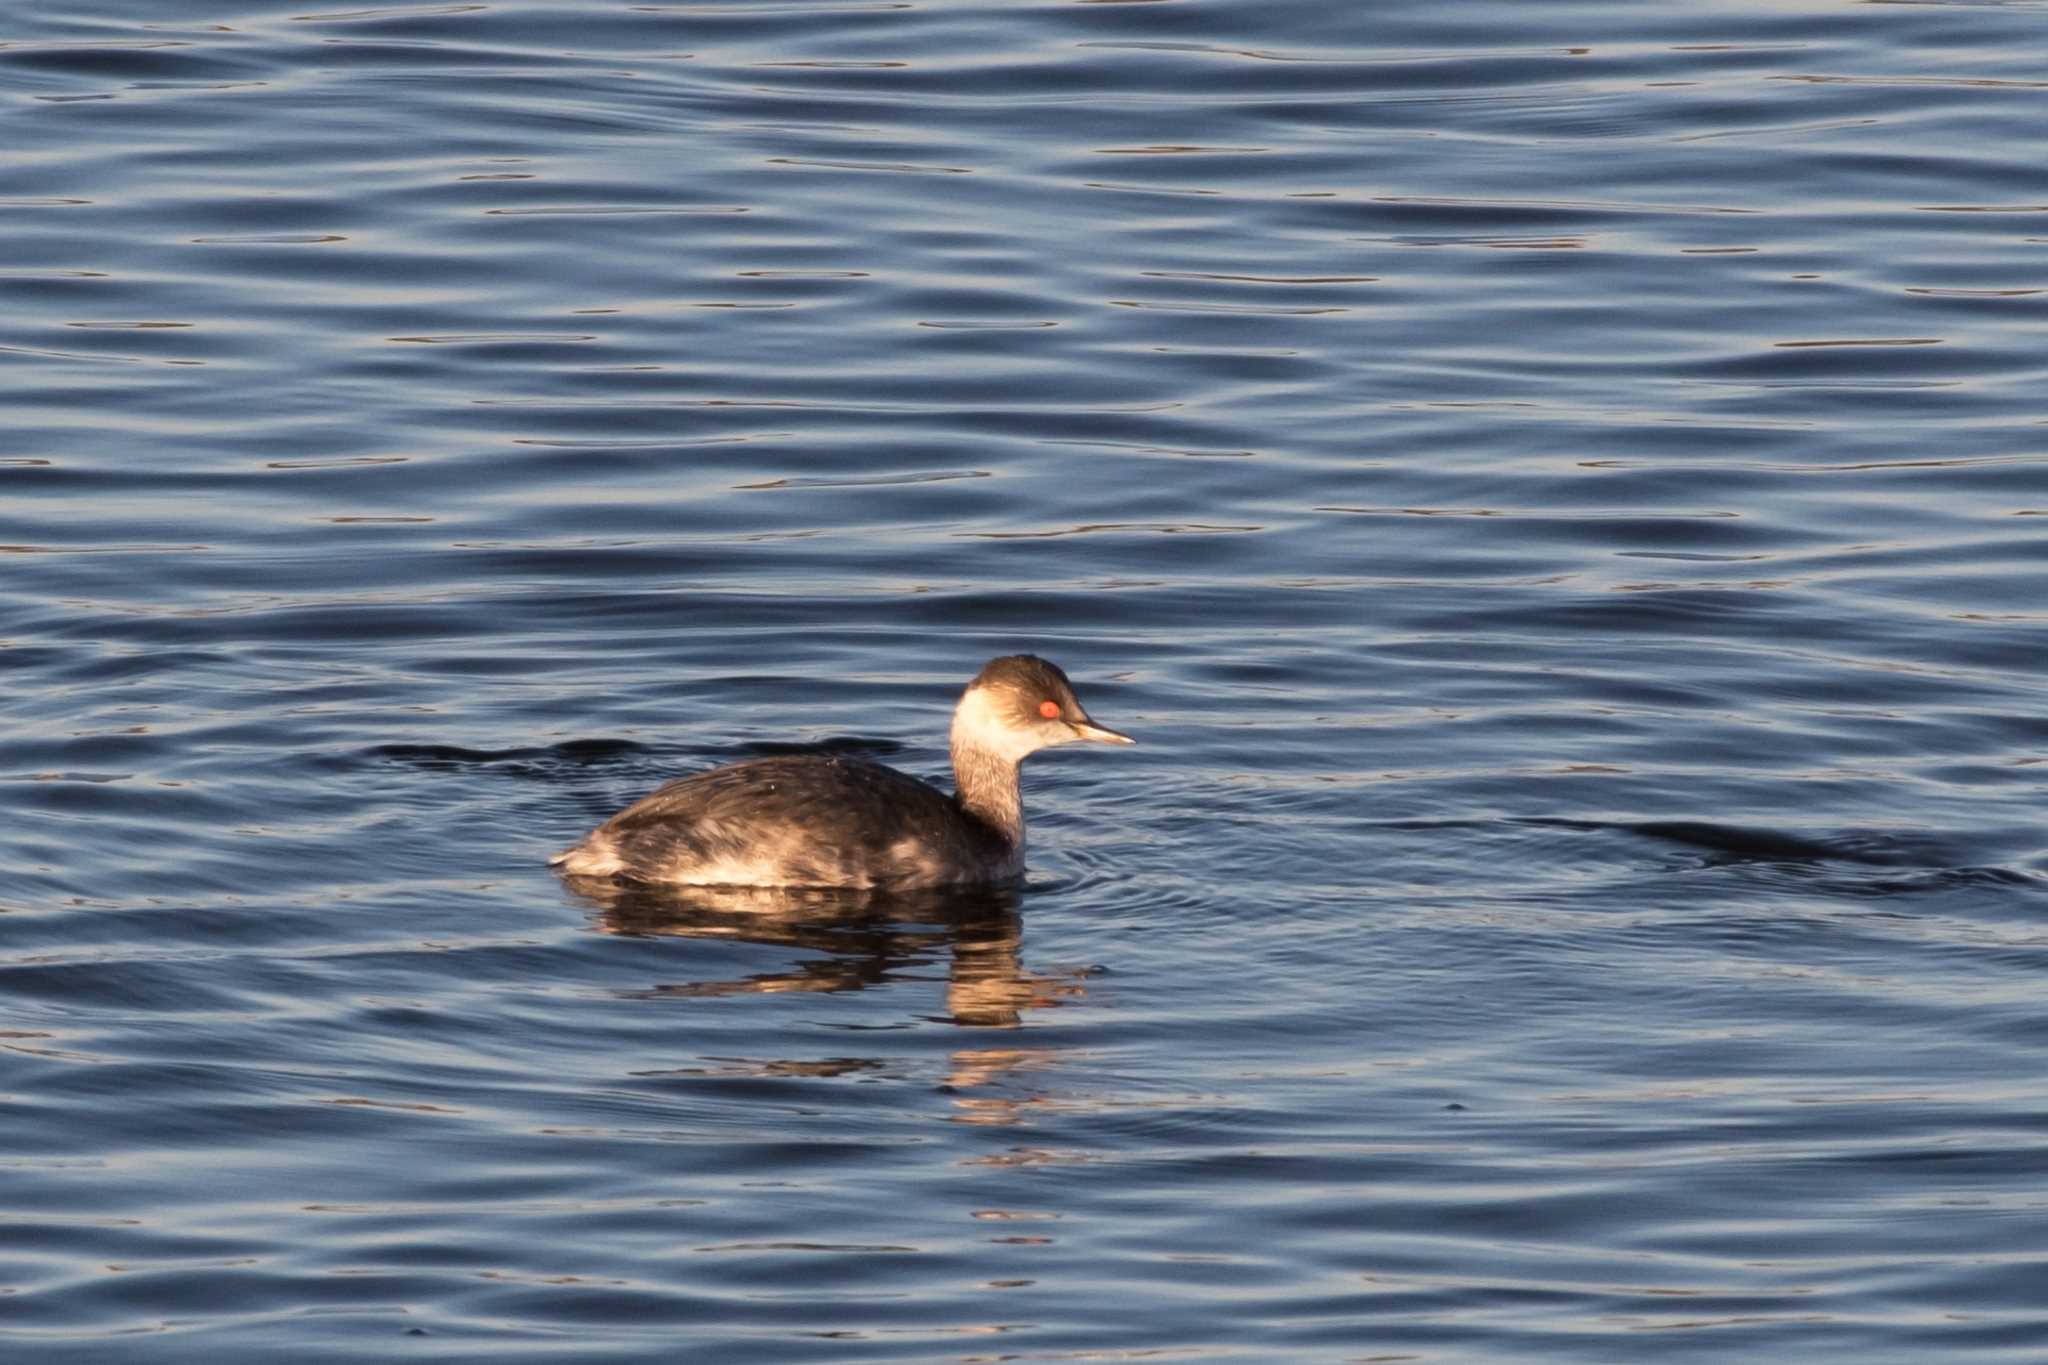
[551,754,1018,889]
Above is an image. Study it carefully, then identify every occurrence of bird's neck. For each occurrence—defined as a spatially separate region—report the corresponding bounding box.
[950,688,1028,846]
[951,737,1025,847]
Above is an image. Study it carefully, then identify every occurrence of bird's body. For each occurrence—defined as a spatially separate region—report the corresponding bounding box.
[552,752,1019,890]
[551,655,1132,890]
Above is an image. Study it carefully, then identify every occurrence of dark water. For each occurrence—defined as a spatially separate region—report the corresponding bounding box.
[6,0,2048,1358]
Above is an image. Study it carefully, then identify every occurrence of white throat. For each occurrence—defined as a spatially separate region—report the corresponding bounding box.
[949,685,1039,766]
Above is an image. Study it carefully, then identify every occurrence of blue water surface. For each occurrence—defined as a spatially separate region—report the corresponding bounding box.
[5,1,2048,1359]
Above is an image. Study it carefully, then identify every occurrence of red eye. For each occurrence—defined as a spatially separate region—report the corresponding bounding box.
[1038,700,1060,719]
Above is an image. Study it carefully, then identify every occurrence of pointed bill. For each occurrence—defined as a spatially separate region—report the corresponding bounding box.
[1071,719,1135,745]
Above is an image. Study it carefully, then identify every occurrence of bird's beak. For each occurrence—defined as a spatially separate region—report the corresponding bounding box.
[1071,719,1135,746]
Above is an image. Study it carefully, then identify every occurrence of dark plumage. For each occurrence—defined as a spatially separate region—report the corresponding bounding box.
[551,655,1133,890]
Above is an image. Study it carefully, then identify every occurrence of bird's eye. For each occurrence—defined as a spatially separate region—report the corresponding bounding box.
[1038,700,1060,719]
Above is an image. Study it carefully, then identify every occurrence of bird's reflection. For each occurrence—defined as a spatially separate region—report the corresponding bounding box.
[565,877,1086,1030]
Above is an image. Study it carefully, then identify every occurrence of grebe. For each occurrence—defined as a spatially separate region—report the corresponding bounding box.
[551,655,1133,889]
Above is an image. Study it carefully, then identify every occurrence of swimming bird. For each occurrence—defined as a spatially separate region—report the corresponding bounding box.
[551,655,1133,889]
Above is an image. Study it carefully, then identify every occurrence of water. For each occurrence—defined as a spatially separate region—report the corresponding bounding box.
[6,0,2048,1358]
